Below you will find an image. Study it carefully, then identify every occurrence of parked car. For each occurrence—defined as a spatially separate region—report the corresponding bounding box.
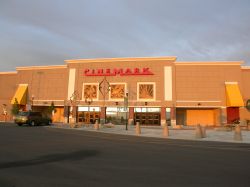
[14,111,52,126]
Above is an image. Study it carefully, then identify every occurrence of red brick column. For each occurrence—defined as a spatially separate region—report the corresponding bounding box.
[129,107,134,125]
[220,107,227,126]
[161,107,166,126]
[100,107,106,124]
[171,106,176,127]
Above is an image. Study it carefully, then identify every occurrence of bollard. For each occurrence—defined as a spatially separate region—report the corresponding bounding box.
[234,125,242,141]
[247,124,250,131]
[70,123,75,128]
[163,124,169,137]
[195,124,203,139]
[94,120,99,130]
[136,122,141,135]
[201,125,207,138]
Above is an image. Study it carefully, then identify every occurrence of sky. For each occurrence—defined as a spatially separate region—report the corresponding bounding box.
[0,0,250,71]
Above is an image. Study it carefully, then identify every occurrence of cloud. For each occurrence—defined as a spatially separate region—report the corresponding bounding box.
[0,0,250,71]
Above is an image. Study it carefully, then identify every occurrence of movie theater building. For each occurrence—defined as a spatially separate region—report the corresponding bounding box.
[1,57,250,126]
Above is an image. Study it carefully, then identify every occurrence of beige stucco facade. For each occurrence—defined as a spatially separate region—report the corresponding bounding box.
[0,57,250,126]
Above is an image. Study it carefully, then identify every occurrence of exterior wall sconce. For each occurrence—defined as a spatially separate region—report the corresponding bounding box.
[115,102,118,106]
[145,102,148,106]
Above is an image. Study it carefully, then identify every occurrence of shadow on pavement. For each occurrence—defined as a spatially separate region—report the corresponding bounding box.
[0,149,99,169]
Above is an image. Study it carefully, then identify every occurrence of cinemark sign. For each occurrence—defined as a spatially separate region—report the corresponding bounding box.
[83,68,154,76]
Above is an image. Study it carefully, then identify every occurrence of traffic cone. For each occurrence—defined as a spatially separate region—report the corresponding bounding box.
[136,122,141,135]
[94,120,99,130]
[234,125,242,141]
[195,124,203,139]
[163,124,169,137]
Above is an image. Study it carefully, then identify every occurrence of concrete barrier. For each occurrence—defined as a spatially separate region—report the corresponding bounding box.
[195,124,203,139]
[136,122,141,135]
[201,125,207,138]
[163,124,169,137]
[94,120,99,130]
[70,123,75,128]
[234,125,242,141]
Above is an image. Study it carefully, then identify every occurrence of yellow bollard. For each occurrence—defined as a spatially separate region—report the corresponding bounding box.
[163,124,169,137]
[234,125,242,141]
[136,122,141,135]
[195,124,203,139]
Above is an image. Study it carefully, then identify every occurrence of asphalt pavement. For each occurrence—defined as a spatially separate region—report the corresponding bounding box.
[0,122,250,187]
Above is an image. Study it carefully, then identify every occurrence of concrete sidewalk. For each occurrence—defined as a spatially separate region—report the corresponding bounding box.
[49,123,250,144]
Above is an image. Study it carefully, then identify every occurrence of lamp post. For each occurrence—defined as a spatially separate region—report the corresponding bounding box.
[2,104,7,122]
[124,90,129,130]
[69,90,80,123]
[31,95,34,111]
[99,76,110,124]
[85,97,93,112]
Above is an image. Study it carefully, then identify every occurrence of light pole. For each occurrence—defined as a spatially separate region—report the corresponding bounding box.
[69,90,80,123]
[99,76,110,124]
[85,96,93,112]
[31,95,34,111]
[124,90,129,130]
[2,104,7,122]
[85,96,93,123]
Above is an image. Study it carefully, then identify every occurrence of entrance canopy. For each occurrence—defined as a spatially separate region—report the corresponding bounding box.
[225,82,244,107]
[11,84,28,105]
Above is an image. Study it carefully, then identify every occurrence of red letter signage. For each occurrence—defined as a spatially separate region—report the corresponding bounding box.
[83,67,154,76]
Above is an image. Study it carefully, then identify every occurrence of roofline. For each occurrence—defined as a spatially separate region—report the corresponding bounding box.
[16,65,67,71]
[175,61,244,66]
[65,56,177,64]
[241,66,250,69]
[0,71,17,75]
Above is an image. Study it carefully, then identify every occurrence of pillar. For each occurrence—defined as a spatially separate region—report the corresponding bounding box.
[171,106,176,127]
[129,107,134,125]
[100,107,106,125]
[220,107,227,126]
[161,107,166,126]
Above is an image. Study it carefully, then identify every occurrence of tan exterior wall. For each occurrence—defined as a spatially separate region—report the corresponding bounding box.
[0,72,17,120]
[67,57,176,108]
[15,66,68,106]
[175,63,242,107]
[241,68,250,99]
[240,68,250,121]
[1,57,249,125]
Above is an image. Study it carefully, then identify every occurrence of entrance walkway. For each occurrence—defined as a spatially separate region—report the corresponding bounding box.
[50,123,250,144]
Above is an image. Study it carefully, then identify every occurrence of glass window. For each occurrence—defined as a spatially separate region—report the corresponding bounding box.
[134,107,160,113]
[78,106,100,112]
[106,107,127,125]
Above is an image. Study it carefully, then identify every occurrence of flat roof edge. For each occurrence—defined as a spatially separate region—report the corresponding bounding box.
[0,71,17,75]
[16,65,67,71]
[175,61,244,65]
[241,66,250,69]
[65,56,177,63]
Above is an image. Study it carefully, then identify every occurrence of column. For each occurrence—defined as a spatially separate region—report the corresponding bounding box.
[100,107,106,125]
[171,106,176,127]
[161,107,166,126]
[128,107,134,125]
[220,107,227,126]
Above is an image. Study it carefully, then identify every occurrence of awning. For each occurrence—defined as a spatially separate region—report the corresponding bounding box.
[225,82,244,107]
[11,84,28,105]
